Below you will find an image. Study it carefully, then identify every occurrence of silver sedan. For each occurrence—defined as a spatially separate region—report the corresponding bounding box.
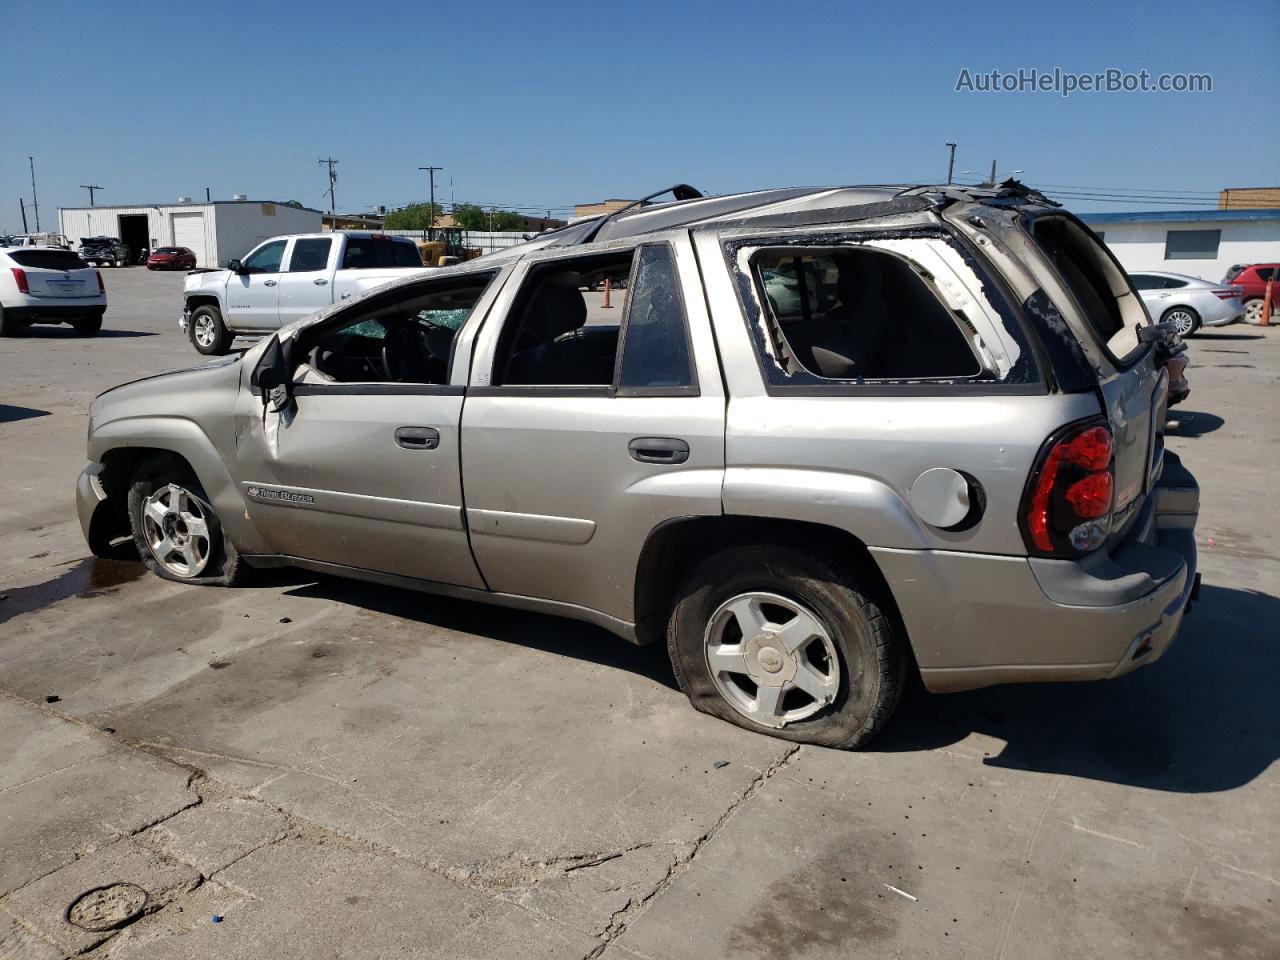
[1129,271,1244,336]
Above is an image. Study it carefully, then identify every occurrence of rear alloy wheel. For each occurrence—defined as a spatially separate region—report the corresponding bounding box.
[1162,306,1200,337]
[1243,298,1269,325]
[188,304,232,355]
[127,457,243,586]
[668,543,906,749]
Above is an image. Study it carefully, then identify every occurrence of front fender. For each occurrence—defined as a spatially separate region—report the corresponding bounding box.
[89,417,270,555]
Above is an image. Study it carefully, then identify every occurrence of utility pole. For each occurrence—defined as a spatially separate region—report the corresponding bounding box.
[19,198,28,233]
[80,184,104,206]
[28,156,40,232]
[945,142,957,185]
[988,158,997,187]
[205,186,211,202]
[317,157,339,216]
[418,166,442,240]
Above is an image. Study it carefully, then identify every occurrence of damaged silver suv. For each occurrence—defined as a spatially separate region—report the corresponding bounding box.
[77,182,1199,749]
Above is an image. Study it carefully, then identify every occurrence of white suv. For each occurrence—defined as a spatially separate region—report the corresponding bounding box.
[0,246,107,336]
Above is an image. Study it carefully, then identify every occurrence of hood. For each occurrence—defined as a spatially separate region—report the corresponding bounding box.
[94,354,240,402]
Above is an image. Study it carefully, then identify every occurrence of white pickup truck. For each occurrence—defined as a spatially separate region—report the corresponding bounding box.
[180,231,426,354]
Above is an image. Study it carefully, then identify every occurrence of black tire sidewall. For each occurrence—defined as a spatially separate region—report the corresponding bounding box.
[668,545,901,749]
[127,457,238,586]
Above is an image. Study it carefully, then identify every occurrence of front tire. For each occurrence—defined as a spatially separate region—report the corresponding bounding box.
[667,544,906,749]
[188,304,232,355]
[1162,306,1200,337]
[127,455,244,586]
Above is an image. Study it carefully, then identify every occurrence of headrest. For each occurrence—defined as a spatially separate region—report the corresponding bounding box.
[523,271,586,342]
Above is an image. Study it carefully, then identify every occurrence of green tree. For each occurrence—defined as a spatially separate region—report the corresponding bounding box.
[452,203,527,232]
[383,203,445,230]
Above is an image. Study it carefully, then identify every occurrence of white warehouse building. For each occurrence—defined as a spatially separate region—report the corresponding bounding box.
[1078,208,1280,283]
[58,199,323,268]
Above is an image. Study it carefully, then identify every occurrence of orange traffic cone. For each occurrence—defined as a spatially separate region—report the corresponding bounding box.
[602,278,613,309]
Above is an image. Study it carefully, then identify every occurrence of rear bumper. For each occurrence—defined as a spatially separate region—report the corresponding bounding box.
[4,302,107,324]
[875,453,1199,693]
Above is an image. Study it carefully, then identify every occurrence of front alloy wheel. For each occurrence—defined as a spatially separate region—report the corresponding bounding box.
[141,483,213,578]
[704,592,840,728]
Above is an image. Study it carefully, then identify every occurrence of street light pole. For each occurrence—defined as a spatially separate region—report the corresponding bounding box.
[945,142,957,185]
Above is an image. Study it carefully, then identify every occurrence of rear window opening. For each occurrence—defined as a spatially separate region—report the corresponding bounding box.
[341,237,423,270]
[751,248,981,381]
[8,250,89,270]
[1031,216,1146,363]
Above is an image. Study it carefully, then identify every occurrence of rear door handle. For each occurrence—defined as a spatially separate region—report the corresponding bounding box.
[313,278,328,285]
[395,426,440,450]
[263,279,277,287]
[629,437,689,464]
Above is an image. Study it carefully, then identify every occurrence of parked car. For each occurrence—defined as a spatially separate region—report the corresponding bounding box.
[78,182,1198,749]
[148,246,197,271]
[180,232,426,355]
[1,246,106,336]
[1223,263,1280,324]
[79,237,130,268]
[1128,271,1243,335]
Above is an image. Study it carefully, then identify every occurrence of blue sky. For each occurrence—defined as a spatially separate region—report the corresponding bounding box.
[2,0,1276,231]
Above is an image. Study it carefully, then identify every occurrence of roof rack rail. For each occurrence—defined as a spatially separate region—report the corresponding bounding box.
[578,184,704,244]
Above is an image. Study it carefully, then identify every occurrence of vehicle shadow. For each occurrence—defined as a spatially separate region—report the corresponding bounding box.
[873,584,1279,793]
[282,573,679,691]
[1165,409,1224,437]
[0,404,50,424]
[15,328,156,339]
[1191,332,1264,341]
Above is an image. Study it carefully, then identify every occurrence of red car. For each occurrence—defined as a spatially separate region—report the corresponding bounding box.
[1223,263,1279,324]
[147,246,197,271]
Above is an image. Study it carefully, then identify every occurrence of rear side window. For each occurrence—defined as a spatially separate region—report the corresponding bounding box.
[289,237,332,272]
[8,250,88,270]
[617,245,695,392]
[1032,216,1145,363]
[748,248,980,381]
[342,238,423,269]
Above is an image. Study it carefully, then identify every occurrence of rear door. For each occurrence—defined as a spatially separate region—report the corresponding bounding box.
[7,249,98,298]
[227,238,287,330]
[277,236,335,326]
[461,237,725,625]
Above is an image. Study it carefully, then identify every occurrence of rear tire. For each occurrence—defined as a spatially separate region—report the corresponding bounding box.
[1162,306,1200,337]
[72,314,102,336]
[1243,298,1269,325]
[188,304,232,355]
[667,543,906,749]
[0,307,27,337]
[127,455,245,587]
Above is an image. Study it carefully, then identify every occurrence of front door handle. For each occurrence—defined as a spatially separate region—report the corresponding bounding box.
[629,437,689,464]
[313,278,328,285]
[263,279,278,287]
[395,426,440,450]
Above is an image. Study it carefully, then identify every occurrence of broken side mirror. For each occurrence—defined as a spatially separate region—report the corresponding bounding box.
[252,338,292,413]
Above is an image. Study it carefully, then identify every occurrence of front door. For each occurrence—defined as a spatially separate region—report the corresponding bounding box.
[278,236,335,326]
[236,268,509,587]
[461,239,725,624]
[228,238,287,331]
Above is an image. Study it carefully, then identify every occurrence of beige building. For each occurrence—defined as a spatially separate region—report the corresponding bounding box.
[1219,186,1280,210]
[574,199,634,219]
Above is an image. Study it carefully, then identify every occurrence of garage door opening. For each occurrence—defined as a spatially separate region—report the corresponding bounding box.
[117,215,149,264]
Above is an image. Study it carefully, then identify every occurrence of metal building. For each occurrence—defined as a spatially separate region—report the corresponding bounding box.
[58,199,323,268]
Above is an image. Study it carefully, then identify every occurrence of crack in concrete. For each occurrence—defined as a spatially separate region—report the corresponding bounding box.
[582,745,802,958]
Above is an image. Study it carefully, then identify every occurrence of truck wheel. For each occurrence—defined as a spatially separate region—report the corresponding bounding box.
[127,455,245,586]
[667,543,906,749]
[189,304,232,355]
[72,314,103,336]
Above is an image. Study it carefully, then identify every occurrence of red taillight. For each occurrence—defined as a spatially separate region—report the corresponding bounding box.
[1211,288,1241,300]
[96,270,104,292]
[1022,419,1115,556]
[11,267,28,293]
